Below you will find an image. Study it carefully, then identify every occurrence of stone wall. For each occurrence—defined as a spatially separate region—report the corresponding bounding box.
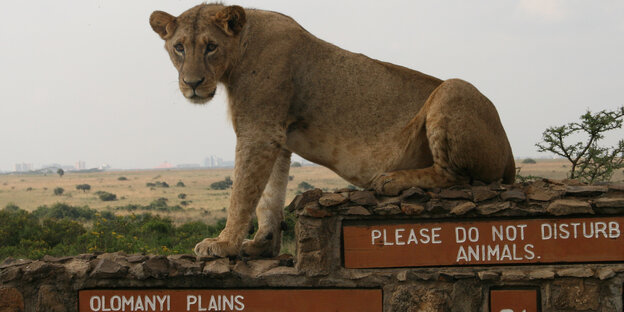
[1,179,623,311]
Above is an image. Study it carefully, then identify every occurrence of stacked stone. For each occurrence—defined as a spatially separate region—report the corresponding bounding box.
[290,179,624,311]
[1,179,623,311]
[288,179,624,219]
[0,252,299,311]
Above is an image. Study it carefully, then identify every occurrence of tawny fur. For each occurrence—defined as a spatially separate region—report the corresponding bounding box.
[150,4,515,258]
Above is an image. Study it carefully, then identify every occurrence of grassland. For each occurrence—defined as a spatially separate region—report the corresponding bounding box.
[1,159,622,224]
[0,166,352,225]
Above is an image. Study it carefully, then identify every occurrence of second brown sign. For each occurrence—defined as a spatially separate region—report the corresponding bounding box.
[343,216,624,268]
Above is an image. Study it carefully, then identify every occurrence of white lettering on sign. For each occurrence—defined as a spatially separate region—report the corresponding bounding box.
[370,227,442,246]
[541,221,620,240]
[89,295,171,311]
[456,244,535,262]
[186,295,245,311]
[365,218,622,265]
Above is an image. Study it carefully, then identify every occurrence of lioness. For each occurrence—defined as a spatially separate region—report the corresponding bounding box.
[150,4,515,258]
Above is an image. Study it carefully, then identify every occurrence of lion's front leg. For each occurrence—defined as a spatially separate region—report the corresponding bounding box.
[194,138,282,258]
[242,149,291,257]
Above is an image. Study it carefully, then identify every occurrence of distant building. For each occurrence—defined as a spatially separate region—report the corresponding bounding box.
[13,163,33,172]
[99,164,111,170]
[75,161,86,170]
[203,155,223,168]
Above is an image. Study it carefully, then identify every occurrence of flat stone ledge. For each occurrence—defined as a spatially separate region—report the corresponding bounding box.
[288,180,624,219]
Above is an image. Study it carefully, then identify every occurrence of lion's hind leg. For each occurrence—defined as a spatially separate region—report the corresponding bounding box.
[372,79,509,195]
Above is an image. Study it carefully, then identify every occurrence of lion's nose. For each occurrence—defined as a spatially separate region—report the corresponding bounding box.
[183,77,205,89]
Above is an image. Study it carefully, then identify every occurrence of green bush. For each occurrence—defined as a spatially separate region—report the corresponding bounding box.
[176,181,185,187]
[297,181,314,191]
[118,176,128,181]
[33,203,96,221]
[76,184,91,192]
[211,177,233,190]
[4,203,20,213]
[0,206,231,261]
[522,158,537,164]
[95,191,117,201]
[53,187,64,195]
[146,181,169,188]
[114,198,183,212]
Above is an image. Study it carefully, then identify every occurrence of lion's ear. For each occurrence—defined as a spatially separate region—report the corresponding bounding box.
[150,11,177,40]
[214,5,246,36]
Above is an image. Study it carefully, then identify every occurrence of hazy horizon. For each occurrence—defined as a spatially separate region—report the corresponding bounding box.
[1,0,623,172]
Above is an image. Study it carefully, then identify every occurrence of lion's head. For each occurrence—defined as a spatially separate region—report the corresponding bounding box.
[149,4,246,104]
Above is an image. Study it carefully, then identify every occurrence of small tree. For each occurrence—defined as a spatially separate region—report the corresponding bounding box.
[297,181,314,191]
[536,107,624,183]
[57,168,64,178]
[53,187,64,195]
[76,184,91,192]
[211,176,233,190]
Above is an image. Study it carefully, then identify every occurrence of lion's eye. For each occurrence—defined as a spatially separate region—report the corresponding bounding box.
[205,43,218,54]
[174,44,185,53]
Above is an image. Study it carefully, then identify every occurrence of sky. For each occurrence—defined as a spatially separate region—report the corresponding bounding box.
[0,0,623,171]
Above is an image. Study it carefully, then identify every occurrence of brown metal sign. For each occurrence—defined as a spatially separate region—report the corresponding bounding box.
[490,289,539,312]
[343,216,624,268]
[79,289,382,312]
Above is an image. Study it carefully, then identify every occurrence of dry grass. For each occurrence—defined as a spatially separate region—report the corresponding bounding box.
[1,159,621,223]
[516,158,624,182]
[0,166,352,224]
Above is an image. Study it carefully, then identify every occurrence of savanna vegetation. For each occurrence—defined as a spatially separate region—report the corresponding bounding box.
[1,159,621,262]
[0,202,296,261]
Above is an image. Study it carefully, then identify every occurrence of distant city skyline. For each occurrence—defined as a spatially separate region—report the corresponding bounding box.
[2,154,316,173]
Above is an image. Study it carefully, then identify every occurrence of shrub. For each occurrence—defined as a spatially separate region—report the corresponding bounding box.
[95,191,117,201]
[211,177,233,190]
[522,158,537,164]
[53,187,64,196]
[33,203,97,221]
[76,184,91,192]
[297,181,314,191]
[291,161,302,167]
[178,193,187,199]
[146,181,169,188]
[115,198,183,212]
[118,176,128,181]
[176,181,185,187]
[4,203,20,212]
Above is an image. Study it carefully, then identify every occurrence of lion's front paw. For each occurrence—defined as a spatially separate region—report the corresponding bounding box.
[241,231,281,258]
[371,173,406,196]
[194,238,240,258]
